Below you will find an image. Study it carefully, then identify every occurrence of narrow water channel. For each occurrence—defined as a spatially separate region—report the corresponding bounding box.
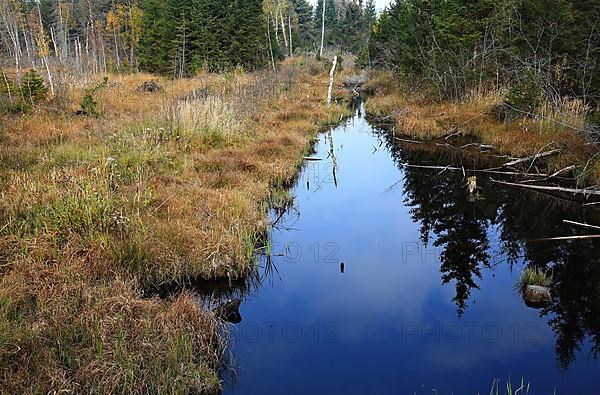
[222,106,600,394]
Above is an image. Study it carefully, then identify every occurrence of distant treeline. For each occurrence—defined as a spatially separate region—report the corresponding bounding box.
[0,0,376,78]
[3,0,599,112]
[369,0,600,107]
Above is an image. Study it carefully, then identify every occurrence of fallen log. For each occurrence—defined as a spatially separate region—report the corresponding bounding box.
[394,137,422,144]
[401,164,556,177]
[529,234,600,242]
[562,220,600,231]
[502,149,562,167]
[460,143,495,150]
[491,178,600,196]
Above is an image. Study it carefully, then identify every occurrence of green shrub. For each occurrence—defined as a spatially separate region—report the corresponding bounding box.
[20,69,48,105]
[504,75,543,119]
[0,98,29,115]
[79,77,109,116]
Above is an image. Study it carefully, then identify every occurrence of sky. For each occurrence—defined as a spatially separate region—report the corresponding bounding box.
[308,0,392,11]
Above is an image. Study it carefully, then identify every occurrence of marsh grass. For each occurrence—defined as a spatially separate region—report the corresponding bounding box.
[0,58,350,392]
[162,96,245,149]
[489,378,532,395]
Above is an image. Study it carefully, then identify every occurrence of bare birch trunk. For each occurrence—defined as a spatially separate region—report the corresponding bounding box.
[42,56,55,96]
[2,71,14,102]
[327,55,337,105]
[37,3,55,96]
[23,30,35,68]
[113,27,121,70]
[320,0,326,58]
[280,12,288,54]
[266,13,276,73]
[288,14,293,57]
[50,26,59,59]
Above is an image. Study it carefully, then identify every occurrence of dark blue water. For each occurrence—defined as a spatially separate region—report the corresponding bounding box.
[222,108,600,394]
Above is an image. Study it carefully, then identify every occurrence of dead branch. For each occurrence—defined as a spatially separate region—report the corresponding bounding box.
[519,165,576,183]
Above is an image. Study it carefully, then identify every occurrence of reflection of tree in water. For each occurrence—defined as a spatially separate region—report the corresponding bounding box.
[373,124,600,367]
[542,240,600,369]
[401,161,491,317]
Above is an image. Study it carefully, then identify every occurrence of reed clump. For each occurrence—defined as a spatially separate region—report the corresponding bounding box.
[514,267,553,293]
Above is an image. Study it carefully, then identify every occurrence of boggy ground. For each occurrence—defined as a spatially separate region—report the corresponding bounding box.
[364,71,600,185]
[0,57,350,394]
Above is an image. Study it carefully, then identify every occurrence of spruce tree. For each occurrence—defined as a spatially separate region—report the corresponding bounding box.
[20,69,48,105]
[138,0,171,74]
[291,0,315,50]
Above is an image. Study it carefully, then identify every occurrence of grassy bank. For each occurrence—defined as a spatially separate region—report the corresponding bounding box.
[0,58,350,393]
[365,71,600,185]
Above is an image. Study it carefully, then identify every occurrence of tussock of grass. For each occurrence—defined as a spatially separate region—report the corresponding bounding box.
[0,58,350,392]
[162,96,245,148]
[515,267,553,293]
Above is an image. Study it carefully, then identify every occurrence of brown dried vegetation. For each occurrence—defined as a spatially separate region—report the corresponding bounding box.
[0,58,349,393]
[365,71,599,182]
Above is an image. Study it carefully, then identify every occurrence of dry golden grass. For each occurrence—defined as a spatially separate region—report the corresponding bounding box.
[365,72,598,181]
[0,59,350,393]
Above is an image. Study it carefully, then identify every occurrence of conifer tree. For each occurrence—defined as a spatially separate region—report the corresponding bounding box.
[20,69,48,105]
[138,0,170,74]
[290,0,314,50]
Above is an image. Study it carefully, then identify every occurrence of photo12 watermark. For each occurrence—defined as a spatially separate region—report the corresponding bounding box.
[400,321,541,344]
[231,321,340,344]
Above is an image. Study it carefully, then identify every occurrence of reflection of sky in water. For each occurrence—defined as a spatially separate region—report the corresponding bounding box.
[225,112,599,394]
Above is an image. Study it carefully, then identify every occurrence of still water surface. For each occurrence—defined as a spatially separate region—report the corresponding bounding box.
[221,107,600,394]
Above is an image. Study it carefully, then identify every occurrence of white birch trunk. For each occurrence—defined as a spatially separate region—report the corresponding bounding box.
[320,0,326,57]
[327,55,337,105]
[42,56,55,96]
[50,26,59,59]
[280,12,288,54]
[113,28,121,69]
[37,3,55,96]
[288,14,293,57]
[2,71,14,102]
